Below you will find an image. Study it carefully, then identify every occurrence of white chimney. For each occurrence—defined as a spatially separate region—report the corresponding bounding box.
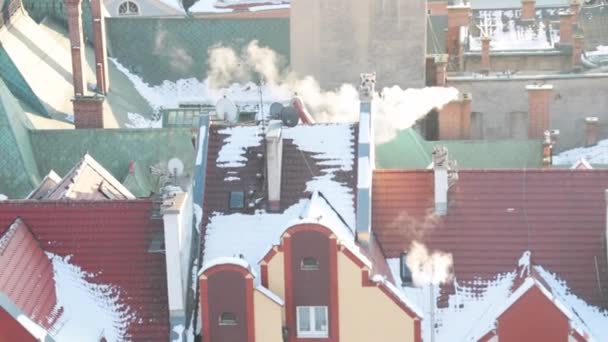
[161,189,193,337]
[266,120,283,211]
[433,146,449,215]
[356,73,375,246]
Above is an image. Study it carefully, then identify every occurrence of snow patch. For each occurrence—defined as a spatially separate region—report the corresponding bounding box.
[216,126,263,168]
[125,112,162,128]
[256,285,284,305]
[47,253,134,342]
[553,139,608,165]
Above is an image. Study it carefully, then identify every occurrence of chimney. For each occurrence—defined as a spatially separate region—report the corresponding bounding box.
[570,0,581,24]
[560,11,574,46]
[73,95,105,128]
[434,54,449,87]
[526,84,553,139]
[446,3,471,56]
[572,33,584,68]
[161,190,192,339]
[481,35,491,71]
[356,72,375,247]
[439,92,472,140]
[542,130,552,167]
[91,0,109,94]
[266,120,283,212]
[433,146,449,215]
[585,117,599,147]
[521,0,536,21]
[64,0,86,96]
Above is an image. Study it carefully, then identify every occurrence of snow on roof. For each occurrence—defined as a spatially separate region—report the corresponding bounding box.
[190,0,289,13]
[256,285,284,305]
[200,256,252,275]
[249,4,290,11]
[47,253,134,342]
[370,274,424,318]
[204,190,355,283]
[469,9,560,51]
[386,253,608,342]
[217,126,263,169]
[553,139,608,165]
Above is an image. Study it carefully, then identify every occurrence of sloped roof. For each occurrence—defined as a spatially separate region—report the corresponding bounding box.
[0,77,40,197]
[0,218,58,331]
[44,154,135,200]
[0,201,170,341]
[27,171,61,200]
[376,128,542,169]
[372,169,608,310]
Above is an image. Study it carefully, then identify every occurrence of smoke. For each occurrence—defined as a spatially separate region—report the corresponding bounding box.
[406,241,454,287]
[206,41,459,143]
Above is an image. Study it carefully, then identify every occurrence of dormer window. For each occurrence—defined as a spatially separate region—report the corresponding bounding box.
[301,257,320,271]
[400,252,413,286]
[219,312,237,326]
[229,191,245,209]
[118,1,139,16]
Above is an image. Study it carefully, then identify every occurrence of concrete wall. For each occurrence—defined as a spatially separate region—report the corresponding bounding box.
[449,74,608,151]
[464,53,570,73]
[337,253,417,342]
[253,290,283,342]
[291,0,426,89]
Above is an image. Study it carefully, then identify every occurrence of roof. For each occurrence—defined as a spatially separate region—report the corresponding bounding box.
[468,8,561,51]
[0,201,170,341]
[189,0,289,13]
[27,171,62,200]
[470,0,568,9]
[376,128,542,169]
[372,169,608,311]
[427,15,447,55]
[553,138,608,166]
[201,123,358,269]
[42,154,135,200]
[580,5,608,50]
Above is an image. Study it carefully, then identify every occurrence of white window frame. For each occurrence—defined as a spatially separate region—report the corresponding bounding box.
[117,0,140,16]
[296,306,328,338]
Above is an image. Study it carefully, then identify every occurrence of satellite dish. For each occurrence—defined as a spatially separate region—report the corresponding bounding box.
[281,106,299,127]
[216,97,238,123]
[167,158,185,177]
[269,102,284,119]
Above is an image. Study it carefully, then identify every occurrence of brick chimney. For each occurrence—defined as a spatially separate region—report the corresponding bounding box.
[266,120,283,212]
[481,35,491,71]
[572,33,584,68]
[91,0,109,94]
[570,0,581,25]
[73,95,105,128]
[356,72,375,247]
[542,130,552,167]
[446,3,471,56]
[64,0,86,97]
[526,84,553,139]
[585,117,599,147]
[434,54,449,87]
[439,92,472,140]
[521,0,536,21]
[560,11,574,46]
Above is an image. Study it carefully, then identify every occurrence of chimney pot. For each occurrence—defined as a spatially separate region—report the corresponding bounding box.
[572,34,585,68]
[585,117,599,147]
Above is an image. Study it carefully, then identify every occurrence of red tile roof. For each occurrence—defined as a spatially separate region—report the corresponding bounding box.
[0,201,169,341]
[373,169,608,309]
[0,218,58,330]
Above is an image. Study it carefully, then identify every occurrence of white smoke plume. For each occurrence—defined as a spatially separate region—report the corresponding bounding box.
[207,40,460,143]
[406,241,454,287]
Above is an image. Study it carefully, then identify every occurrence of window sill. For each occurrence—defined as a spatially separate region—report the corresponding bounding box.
[296,333,329,339]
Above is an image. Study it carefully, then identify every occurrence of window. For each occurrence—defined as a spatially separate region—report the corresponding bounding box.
[118,1,139,16]
[229,191,245,209]
[301,257,320,271]
[296,306,328,338]
[219,312,237,326]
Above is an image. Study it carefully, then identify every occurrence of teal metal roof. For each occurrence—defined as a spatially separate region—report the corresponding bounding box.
[427,15,447,55]
[0,78,41,197]
[376,128,543,169]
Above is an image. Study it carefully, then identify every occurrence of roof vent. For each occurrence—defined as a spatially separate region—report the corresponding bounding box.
[229,191,245,210]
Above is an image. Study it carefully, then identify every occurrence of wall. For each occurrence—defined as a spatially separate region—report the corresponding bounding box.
[291,0,426,89]
[253,290,283,342]
[464,53,570,73]
[337,252,417,342]
[449,75,608,151]
[265,247,286,322]
[497,286,570,342]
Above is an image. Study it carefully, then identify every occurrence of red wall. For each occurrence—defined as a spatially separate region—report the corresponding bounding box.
[497,286,570,342]
[204,268,250,342]
[286,225,338,342]
[0,307,38,342]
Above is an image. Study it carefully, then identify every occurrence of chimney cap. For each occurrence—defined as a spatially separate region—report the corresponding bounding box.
[526,84,553,91]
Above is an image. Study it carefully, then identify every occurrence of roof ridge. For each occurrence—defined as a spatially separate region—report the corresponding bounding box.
[82,154,136,199]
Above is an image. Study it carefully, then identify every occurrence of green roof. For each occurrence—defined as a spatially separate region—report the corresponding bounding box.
[427,15,447,55]
[0,78,41,197]
[376,129,543,169]
[29,128,195,197]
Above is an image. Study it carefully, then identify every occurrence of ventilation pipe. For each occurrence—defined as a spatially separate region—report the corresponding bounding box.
[291,96,315,124]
